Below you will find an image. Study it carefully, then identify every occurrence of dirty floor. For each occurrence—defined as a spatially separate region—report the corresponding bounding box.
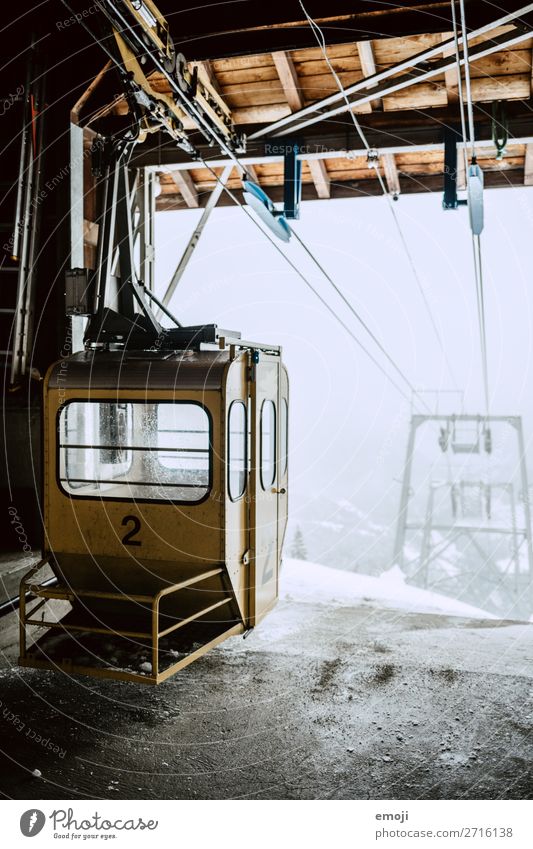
[0,597,532,800]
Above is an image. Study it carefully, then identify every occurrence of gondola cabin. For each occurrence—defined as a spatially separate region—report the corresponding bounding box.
[19,335,288,684]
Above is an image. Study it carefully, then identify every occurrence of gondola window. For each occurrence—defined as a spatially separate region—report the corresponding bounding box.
[59,401,210,501]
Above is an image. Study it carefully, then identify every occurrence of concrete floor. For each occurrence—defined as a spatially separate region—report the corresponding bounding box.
[0,592,532,800]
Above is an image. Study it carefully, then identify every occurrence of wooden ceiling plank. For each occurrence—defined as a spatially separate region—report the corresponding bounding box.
[168,169,199,208]
[232,103,292,124]
[467,74,530,102]
[383,81,449,111]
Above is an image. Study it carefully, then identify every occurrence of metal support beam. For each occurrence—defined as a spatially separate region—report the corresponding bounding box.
[514,417,533,608]
[115,165,137,317]
[443,127,465,209]
[136,169,156,290]
[160,163,234,309]
[282,140,302,219]
[393,416,421,568]
[143,130,533,173]
[394,414,533,616]
[94,159,119,324]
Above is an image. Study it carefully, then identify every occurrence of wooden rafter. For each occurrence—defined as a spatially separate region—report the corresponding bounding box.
[380,153,400,196]
[243,164,258,183]
[272,50,304,112]
[356,40,382,110]
[456,145,467,191]
[272,50,331,198]
[168,169,199,208]
[524,144,533,186]
[192,60,221,93]
[441,33,459,103]
[308,160,331,199]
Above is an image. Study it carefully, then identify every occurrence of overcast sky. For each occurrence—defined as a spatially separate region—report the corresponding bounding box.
[154,185,533,515]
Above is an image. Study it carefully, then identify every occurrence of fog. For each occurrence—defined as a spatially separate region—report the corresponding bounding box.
[154,186,533,615]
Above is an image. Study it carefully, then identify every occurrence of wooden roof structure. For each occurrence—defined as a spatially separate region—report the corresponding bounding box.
[92,3,533,209]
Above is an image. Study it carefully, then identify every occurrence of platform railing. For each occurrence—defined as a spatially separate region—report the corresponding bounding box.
[19,557,243,684]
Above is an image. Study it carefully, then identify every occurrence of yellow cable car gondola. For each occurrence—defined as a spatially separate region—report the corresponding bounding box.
[20,331,288,684]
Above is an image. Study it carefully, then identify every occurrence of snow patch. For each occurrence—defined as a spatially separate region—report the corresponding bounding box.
[281,558,495,619]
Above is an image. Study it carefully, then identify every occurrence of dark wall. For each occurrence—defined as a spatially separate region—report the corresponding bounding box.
[1,4,106,552]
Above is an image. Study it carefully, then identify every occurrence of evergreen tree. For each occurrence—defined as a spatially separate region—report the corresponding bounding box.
[290,526,308,560]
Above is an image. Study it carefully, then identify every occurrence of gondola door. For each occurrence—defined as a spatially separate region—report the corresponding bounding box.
[249,354,281,625]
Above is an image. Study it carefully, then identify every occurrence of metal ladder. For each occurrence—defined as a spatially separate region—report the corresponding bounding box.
[1,52,45,386]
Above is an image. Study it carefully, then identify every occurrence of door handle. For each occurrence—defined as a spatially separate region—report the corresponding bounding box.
[272,487,286,494]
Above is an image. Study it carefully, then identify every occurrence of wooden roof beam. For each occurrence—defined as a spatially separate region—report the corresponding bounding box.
[243,164,259,184]
[524,143,533,185]
[272,50,331,199]
[380,153,400,197]
[157,169,529,211]
[192,59,220,93]
[442,33,459,103]
[272,50,304,112]
[356,41,382,110]
[168,169,199,208]
[308,159,331,199]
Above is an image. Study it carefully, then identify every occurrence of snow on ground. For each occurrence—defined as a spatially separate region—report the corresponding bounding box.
[281,558,496,619]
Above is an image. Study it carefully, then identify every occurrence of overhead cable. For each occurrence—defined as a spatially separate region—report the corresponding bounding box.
[299,0,461,393]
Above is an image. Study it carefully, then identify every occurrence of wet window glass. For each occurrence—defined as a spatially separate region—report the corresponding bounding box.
[58,401,210,502]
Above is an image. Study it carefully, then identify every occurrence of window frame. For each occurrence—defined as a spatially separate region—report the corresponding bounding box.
[227,400,248,503]
[260,399,277,491]
[55,398,213,505]
[280,397,288,477]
